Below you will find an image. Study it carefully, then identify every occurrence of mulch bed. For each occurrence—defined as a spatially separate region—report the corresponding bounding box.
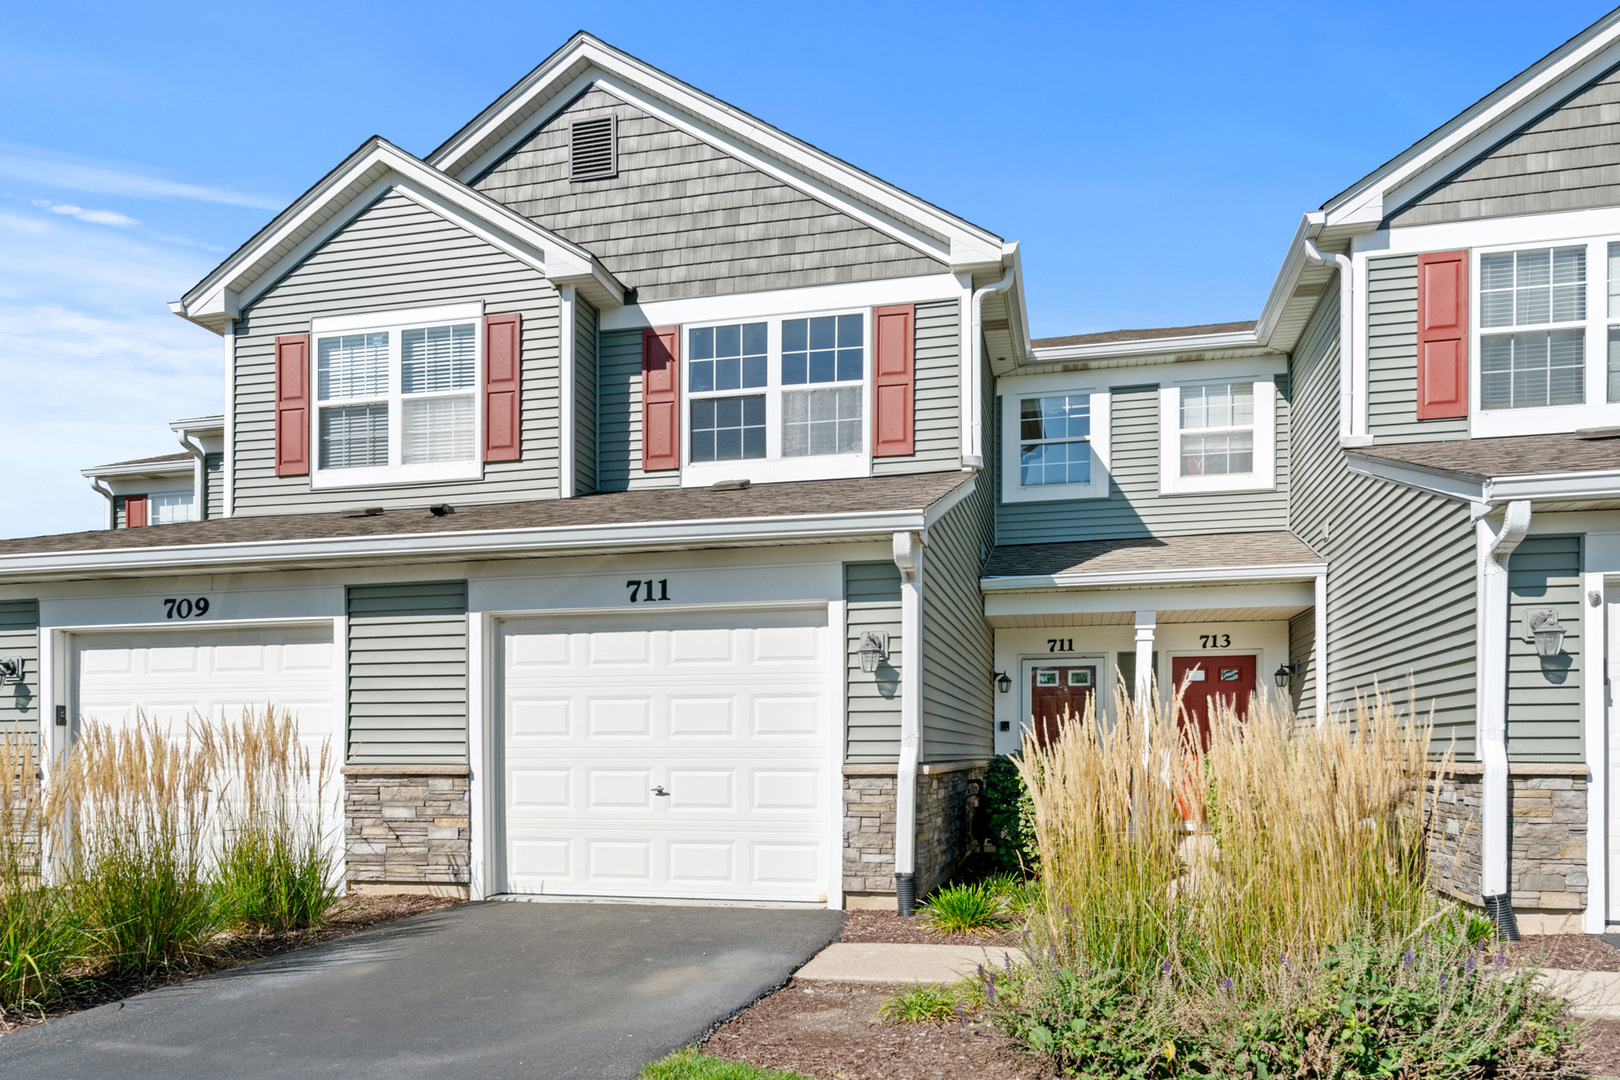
[704,980,1054,1080]
[0,893,462,1035]
[840,910,1025,949]
[1506,933,1620,973]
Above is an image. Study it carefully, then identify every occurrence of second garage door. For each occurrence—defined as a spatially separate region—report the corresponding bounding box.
[500,607,832,903]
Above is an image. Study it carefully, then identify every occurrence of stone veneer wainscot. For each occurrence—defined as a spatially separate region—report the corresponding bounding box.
[841,761,987,909]
[343,765,472,897]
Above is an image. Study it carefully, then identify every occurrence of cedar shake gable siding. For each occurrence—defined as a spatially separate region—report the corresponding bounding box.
[470,85,946,302]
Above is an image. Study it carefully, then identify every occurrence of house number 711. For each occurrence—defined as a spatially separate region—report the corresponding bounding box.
[626,579,671,603]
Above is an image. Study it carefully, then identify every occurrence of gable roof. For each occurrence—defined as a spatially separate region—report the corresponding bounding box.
[427,32,1007,272]
[172,137,626,332]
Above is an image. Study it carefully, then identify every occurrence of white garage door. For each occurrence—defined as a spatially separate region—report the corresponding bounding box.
[501,607,832,903]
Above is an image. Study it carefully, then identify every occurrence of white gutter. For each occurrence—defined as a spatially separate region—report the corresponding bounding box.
[1476,499,1531,936]
[87,478,115,531]
[891,529,924,914]
[1301,238,1370,448]
[1029,329,1271,366]
[79,460,193,480]
[965,266,1016,469]
[980,561,1325,593]
[174,426,207,521]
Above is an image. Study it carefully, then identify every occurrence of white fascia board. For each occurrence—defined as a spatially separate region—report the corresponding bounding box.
[1254,213,1318,347]
[983,580,1317,619]
[1345,453,1488,504]
[0,508,935,583]
[176,140,623,331]
[1029,330,1271,366]
[920,473,976,530]
[599,273,963,331]
[80,460,194,481]
[1347,450,1620,505]
[980,561,1325,593]
[432,37,1003,268]
[168,415,224,435]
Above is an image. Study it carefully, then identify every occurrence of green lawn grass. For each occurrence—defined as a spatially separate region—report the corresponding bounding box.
[640,1047,811,1080]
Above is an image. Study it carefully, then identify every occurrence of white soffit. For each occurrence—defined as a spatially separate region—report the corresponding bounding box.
[425,33,1005,270]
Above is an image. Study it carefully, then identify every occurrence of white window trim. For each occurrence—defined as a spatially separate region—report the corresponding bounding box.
[309,302,486,491]
[148,491,198,525]
[679,307,872,487]
[1470,237,1613,438]
[1158,371,1277,495]
[999,372,1111,503]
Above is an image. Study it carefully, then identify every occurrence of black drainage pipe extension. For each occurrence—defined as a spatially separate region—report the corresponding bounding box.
[896,872,917,917]
[1483,893,1521,942]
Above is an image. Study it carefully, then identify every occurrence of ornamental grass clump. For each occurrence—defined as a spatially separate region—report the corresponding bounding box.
[0,731,78,1015]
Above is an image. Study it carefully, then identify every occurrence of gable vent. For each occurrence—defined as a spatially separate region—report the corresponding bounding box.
[570,116,617,181]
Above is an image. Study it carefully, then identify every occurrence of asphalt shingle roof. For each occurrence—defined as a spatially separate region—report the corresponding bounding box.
[1031,321,1257,349]
[1351,432,1620,479]
[983,530,1320,580]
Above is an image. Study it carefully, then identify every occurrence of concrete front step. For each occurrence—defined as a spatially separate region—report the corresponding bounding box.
[795,942,1027,984]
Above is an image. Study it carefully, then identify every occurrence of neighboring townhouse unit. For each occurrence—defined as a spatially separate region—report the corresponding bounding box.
[12,15,1620,929]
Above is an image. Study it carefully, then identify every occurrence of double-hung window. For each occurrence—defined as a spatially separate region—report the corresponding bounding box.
[1000,376,1110,502]
[1158,369,1277,494]
[681,310,869,484]
[1178,382,1254,476]
[310,304,483,488]
[1479,246,1586,410]
[149,492,195,524]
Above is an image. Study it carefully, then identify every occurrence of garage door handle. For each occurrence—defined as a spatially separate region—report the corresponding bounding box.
[651,785,670,797]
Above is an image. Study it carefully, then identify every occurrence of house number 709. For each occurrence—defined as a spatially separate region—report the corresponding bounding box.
[163,597,210,619]
[626,579,671,603]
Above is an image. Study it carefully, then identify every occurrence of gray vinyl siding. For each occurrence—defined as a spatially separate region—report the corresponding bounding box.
[203,452,224,519]
[1288,281,1479,754]
[995,379,1291,544]
[596,327,680,491]
[1506,536,1584,762]
[845,562,902,763]
[1366,255,1471,443]
[921,478,995,762]
[472,85,946,303]
[871,299,962,475]
[574,295,598,494]
[1390,62,1620,227]
[233,189,560,515]
[113,495,127,529]
[346,581,469,765]
[1288,608,1316,720]
[0,600,39,743]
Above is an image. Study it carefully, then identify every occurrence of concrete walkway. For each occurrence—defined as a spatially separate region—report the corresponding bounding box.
[1541,968,1620,1019]
[796,942,1027,984]
[0,901,845,1080]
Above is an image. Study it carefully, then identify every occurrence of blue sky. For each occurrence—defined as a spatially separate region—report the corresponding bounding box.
[0,1,1611,538]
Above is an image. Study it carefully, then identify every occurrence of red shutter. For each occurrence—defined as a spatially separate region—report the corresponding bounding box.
[274,334,311,477]
[872,304,915,457]
[483,312,523,462]
[125,494,148,528]
[1416,250,1469,420]
[642,325,680,472]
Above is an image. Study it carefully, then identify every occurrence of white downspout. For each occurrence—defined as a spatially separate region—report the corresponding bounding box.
[892,529,924,914]
[175,427,206,520]
[87,478,114,530]
[222,320,236,519]
[558,286,576,499]
[965,268,1015,470]
[1301,239,1370,449]
[1476,499,1531,937]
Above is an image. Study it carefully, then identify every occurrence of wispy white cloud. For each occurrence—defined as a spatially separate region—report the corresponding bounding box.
[32,199,140,227]
[0,141,282,210]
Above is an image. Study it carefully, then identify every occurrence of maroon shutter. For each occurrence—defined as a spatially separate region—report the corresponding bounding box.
[274,334,311,477]
[642,326,680,471]
[872,304,915,457]
[125,494,148,528]
[483,312,523,462]
[1416,250,1469,420]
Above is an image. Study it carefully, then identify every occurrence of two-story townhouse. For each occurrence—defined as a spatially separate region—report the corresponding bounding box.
[0,33,1029,912]
[80,416,225,528]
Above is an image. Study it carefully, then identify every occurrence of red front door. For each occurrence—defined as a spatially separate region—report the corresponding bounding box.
[1170,654,1257,748]
[1030,664,1097,746]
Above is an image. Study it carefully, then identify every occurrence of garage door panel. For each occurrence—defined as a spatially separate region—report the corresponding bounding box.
[501,609,830,902]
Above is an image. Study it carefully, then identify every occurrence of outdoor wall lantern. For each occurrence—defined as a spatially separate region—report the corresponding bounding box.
[1523,610,1567,658]
[993,671,1011,694]
[1273,662,1298,689]
[0,657,22,683]
[857,631,889,673]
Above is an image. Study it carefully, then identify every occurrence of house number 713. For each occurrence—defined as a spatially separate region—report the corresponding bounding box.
[626,579,671,603]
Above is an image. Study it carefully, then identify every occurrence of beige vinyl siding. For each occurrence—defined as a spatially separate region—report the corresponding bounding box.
[574,294,598,494]
[1390,62,1620,227]
[995,379,1292,544]
[845,562,902,763]
[346,581,469,765]
[233,189,560,515]
[1506,536,1584,762]
[871,299,961,475]
[921,477,995,762]
[1288,608,1316,720]
[1366,254,1471,443]
[203,453,224,519]
[0,600,39,743]
[596,327,680,491]
[472,85,945,303]
[1288,282,1478,754]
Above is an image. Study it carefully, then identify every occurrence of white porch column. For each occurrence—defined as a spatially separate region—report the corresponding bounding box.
[1133,611,1155,704]
[1582,572,1607,934]
[1476,500,1531,924]
[1314,571,1329,725]
[892,531,924,914]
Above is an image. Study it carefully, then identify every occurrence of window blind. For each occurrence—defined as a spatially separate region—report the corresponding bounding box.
[404,396,475,464]
[317,333,388,400]
[403,324,477,393]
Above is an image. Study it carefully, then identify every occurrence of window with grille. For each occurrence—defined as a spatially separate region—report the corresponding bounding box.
[1179,382,1254,477]
[1479,246,1586,410]
[149,492,196,525]
[570,116,616,181]
[1018,395,1091,486]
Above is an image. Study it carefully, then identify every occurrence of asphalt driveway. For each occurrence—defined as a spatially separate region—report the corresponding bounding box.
[0,900,846,1080]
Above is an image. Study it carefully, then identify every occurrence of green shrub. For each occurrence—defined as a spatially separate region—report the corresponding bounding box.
[982,755,1036,874]
[214,825,338,933]
[988,965,1189,1079]
[0,882,80,1014]
[918,881,1005,936]
[640,1048,811,1079]
[877,981,970,1023]
[983,871,1041,919]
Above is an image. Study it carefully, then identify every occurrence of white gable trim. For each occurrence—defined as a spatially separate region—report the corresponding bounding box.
[428,35,1004,270]
[173,139,624,332]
